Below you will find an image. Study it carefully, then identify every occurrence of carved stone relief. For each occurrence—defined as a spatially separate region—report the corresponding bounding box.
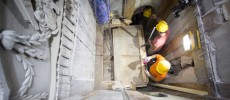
[1,0,96,99]
[0,0,61,99]
[14,0,40,30]
[0,31,49,100]
[56,0,96,99]
[56,0,77,99]
[34,0,60,35]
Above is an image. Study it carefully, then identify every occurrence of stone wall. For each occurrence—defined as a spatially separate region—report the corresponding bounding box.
[56,0,96,99]
[70,0,96,96]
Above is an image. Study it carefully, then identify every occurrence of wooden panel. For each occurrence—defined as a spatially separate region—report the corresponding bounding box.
[157,0,179,20]
[113,26,148,87]
[217,83,230,98]
[168,83,209,91]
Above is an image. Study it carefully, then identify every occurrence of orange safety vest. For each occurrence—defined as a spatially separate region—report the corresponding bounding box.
[149,54,167,82]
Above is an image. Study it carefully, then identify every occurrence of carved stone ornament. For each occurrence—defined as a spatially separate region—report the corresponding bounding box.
[0,30,49,99]
[0,31,51,99]
[0,0,60,99]
[10,54,48,100]
[0,30,48,60]
[34,0,60,35]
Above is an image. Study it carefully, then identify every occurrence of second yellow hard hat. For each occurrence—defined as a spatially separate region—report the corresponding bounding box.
[156,21,168,33]
[143,8,152,18]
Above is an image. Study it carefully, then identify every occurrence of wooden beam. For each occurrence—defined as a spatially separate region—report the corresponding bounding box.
[168,83,210,91]
[149,83,209,96]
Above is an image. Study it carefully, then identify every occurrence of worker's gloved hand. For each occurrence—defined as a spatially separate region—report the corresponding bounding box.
[143,57,152,65]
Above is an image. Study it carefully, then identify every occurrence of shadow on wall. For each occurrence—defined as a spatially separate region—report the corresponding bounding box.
[0,0,29,29]
[88,0,96,17]
[128,60,140,70]
[0,47,18,97]
[0,0,5,30]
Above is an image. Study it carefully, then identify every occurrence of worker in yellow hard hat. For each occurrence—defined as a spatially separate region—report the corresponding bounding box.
[147,20,170,55]
[131,6,170,55]
[143,8,152,18]
[143,54,171,82]
[131,6,154,27]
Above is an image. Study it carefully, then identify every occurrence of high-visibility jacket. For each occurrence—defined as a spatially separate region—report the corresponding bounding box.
[149,54,167,82]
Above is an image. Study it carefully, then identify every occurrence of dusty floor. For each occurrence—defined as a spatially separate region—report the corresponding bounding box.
[162,49,208,84]
[94,25,115,89]
[103,28,114,81]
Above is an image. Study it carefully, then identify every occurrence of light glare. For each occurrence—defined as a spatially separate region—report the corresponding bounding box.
[183,34,191,51]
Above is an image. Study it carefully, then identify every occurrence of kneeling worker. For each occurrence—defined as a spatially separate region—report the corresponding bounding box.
[143,54,171,82]
[148,21,170,55]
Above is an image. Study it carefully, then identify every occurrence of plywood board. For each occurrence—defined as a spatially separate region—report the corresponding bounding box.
[113,26,148,87]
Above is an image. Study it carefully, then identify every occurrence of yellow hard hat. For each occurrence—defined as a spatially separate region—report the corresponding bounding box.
[156,21,168,32]
[156,60,171,74]
[143,8,152,18]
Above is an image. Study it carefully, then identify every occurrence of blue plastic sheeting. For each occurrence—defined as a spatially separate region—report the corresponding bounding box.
[95,0,110,24]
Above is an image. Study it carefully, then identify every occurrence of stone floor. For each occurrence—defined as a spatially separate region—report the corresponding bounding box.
[163,49,209,84]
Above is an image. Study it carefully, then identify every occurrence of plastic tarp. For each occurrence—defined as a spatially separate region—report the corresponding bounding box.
[95,0,110,24]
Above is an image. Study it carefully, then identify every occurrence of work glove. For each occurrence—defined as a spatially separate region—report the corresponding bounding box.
[143,57,152,65]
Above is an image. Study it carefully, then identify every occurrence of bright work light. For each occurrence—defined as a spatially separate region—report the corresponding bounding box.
[183,34,191,51]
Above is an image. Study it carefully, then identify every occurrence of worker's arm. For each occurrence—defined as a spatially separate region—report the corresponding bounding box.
[149,54,158,59]
[145,69,158,82]
[150,45,157,52]
[150,76,158,82]
[148,40,157,52]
